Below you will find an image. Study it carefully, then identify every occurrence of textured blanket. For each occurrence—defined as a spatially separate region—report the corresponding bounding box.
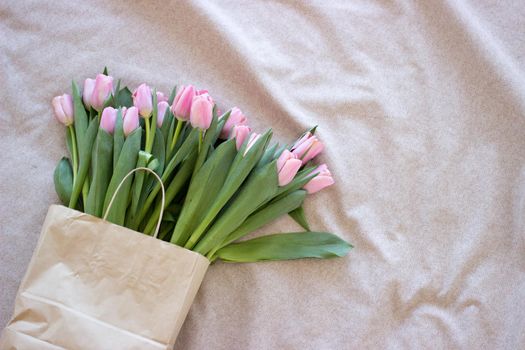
[1,1,524,349]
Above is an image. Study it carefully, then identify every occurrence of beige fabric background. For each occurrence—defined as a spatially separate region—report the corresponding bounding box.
[1,0,524,349]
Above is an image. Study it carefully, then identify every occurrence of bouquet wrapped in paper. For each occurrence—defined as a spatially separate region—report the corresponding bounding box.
[1,69,351,349]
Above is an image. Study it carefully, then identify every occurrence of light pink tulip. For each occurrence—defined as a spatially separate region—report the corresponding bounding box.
[123,107,140,137]
[229,125,251,150]
[91,74,114,111]
[196,89,214,104]
[171,85,196,121]
[156,91,168,103]
[243,132,261,156]
[291,132,324,164]
[303,164,335,194]
[132,83,153,118]
[276,150,302,186]
[190,94,213,130]
[220,107,248,139]
[157,101,169,127]
[100,107,118,134]
[52,94,74,126]
[82,78,96,108]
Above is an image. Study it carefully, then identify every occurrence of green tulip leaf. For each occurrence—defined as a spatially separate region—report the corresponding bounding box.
[168,85,177,105]
[116,87,133,108]
[216,232,352,263]
[143,149,198,235]
[53,157,73,205]
[185,130,273,250]
[136,127,199,227]
[192,159,279,254]
[85,128,114,217]
[171,139,237,246]
[210,190,307,257]
[103,127,142,225]
[129,150,152,228]
[69,115,98,209]
[192,113,220,175]
[113,109,125,169]
[288,205,311,231]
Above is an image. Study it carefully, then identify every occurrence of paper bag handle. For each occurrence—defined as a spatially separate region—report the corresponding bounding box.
[103,167,166,239]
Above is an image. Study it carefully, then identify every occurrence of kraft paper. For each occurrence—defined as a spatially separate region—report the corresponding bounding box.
[0,205,209,350]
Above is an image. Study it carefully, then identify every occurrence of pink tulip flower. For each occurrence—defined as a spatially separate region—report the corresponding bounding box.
[276,150,302,186]
[91,74,114,111]
[220,107,248,139]
[229,125,251,150]
[291,132,324,164]
[100,107,118,134]
[82,78,96,108]
[123,107,140,137]
[196,89,214,104]
[52,94,74,126]
[171,85,196,121]
[190,94,213,130]
[133,83,153,118]
[303,164,335,194]
[243,132,261,156]
[157,101,170,127]
[156,91,168,103]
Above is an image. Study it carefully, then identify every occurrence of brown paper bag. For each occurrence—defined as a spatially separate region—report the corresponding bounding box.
[1,169,209,350]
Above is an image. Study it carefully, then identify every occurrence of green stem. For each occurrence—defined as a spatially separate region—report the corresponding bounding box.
[198,129,203,153]
[170,119,183,151]
[82,176,89,209]
[145,117,151,153]
[68,126,78,182]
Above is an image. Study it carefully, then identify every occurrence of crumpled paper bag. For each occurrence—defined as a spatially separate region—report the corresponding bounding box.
[0,205,209,350]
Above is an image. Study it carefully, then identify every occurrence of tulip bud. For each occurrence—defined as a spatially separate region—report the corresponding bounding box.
[123,106,140,137]
[229,125,251,150]
[156,91,168,103]
[100,107,118,134]
[83,78,96,108]
[303,164,335,194]
[276,150,302,186]
[291,132,324,164]
[220,107,248,139]
[243,132,261,156]
[171,85,196,121]
[52,94,74,126]
[157,101,170,127]
[133,83,153,118]
[190,94,213,130]
[196,89,214,104]
[91,74,114,111]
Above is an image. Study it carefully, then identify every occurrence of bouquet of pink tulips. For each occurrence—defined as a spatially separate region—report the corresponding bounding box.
[1,68,352,349]
[51,68,351,261]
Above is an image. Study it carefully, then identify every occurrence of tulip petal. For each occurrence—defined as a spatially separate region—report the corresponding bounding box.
[278,158,302,186]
